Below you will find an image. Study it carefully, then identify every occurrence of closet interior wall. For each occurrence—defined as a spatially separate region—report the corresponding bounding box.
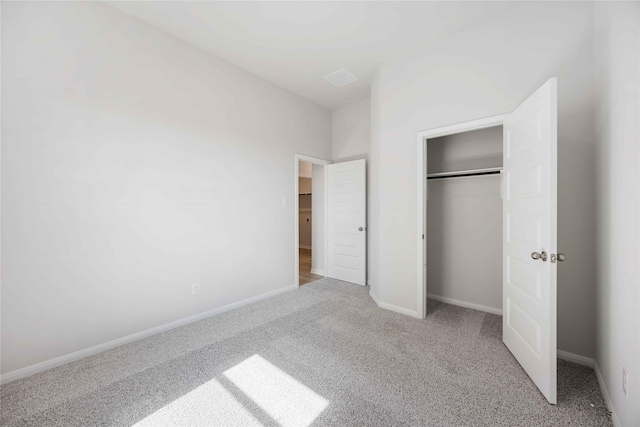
[426,126,504,313]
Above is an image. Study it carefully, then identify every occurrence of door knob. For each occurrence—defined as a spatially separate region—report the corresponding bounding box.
[557,253,566,262]
[358,227,364,231]
[531,251,547,262]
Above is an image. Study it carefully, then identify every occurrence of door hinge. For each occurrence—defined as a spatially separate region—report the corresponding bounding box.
[422,234,425,240]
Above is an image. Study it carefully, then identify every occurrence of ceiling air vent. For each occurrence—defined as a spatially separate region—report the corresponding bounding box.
[324,68,358,87]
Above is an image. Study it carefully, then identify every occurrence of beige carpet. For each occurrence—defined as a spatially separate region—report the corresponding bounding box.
[0,278,611,426]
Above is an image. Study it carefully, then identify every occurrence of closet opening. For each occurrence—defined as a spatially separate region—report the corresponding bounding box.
[424,125,504,315]
[416,80,559,404]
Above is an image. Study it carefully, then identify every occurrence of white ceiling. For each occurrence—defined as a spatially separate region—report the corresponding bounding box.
[108,1,512,110]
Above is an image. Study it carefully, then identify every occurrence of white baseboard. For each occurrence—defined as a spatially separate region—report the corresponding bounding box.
[594,360,621,427]
[299,245,312,250]
[369,290,421,319]
[556,350,594,368]
[369,289,381,305]
[0,284,297,385]
[427,293,502,315]
[310,268,325,276]
[554,353,619,426]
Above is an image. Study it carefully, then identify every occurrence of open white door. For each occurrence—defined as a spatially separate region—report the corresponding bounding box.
[327,159,366,286]
[503,78,558,404]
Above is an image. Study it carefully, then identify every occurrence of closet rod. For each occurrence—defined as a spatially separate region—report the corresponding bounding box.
[427,167,503,181]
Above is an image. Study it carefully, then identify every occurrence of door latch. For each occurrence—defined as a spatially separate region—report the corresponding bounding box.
[531,251,548,262]
[550,253,566,263]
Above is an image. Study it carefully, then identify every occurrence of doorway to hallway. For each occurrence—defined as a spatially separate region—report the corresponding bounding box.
[299,248,323,285]
[294,155,329,287]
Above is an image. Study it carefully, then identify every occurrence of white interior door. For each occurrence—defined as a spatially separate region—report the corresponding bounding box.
[327,159,366,286]
[503,78,558,404]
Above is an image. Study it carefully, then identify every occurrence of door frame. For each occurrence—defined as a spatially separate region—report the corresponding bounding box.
[415,113,509,319]
[294,154,331,288]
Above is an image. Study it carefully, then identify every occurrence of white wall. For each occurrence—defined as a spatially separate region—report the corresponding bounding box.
[593,3,640,426]
[332,98,371,281]
[311,164,325,275]
[426,127,503,312]
[370,2,596,357]
[1,2,331,375]
[332,98,371,162]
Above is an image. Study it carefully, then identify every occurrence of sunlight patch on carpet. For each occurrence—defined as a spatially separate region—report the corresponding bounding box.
[224,354,329,427]
[133,378,262,426]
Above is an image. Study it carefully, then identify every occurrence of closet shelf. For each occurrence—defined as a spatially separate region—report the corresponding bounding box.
[427,166,503,180]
